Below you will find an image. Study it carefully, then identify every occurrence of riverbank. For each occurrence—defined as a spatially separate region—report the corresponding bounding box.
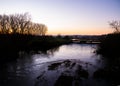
[96,33,120,86]
[0,33,72,61]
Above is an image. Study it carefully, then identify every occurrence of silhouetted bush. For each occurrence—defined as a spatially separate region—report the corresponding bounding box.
[96,33,120,85]
[97,33,120,58]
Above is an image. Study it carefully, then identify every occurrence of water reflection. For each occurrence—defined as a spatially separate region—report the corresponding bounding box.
[0,44,106,86]
[35,60,89,86]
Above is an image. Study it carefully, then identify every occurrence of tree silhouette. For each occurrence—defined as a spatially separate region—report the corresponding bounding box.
[109,21,120,33]
[30,23,47,36]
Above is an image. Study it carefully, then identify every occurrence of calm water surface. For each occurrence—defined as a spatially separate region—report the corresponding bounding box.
[0,44,107,86]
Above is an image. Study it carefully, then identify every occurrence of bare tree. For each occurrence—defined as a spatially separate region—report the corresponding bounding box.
[31,23,47,35]
[9,13,31,34]
[109,21,120,33]
[40,24,47,36]
[9,15,20,33]
[0,15,11,34]
[17,13,31,34]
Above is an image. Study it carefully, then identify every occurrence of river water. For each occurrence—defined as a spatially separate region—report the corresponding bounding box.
[0,44,108,86]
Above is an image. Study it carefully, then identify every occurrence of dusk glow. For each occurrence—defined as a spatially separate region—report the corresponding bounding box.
[0,0,120,35]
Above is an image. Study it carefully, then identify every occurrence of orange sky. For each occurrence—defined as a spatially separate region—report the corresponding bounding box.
[47,27,113,35]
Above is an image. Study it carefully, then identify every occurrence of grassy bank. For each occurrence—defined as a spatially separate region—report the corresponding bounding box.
[0,33,72,61]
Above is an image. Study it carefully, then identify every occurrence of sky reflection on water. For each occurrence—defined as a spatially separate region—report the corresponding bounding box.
[0,44,105,86]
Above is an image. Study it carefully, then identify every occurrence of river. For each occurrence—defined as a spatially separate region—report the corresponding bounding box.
[0,44,109,86]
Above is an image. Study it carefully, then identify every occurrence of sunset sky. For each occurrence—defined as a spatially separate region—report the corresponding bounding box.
[0,0,120,35]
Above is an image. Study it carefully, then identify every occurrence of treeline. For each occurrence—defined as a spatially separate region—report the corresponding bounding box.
[0,13,47,35]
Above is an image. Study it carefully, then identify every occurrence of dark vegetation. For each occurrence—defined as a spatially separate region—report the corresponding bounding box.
[97,33,120,57]
[95,20,120,85]
[0,13,71,61]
